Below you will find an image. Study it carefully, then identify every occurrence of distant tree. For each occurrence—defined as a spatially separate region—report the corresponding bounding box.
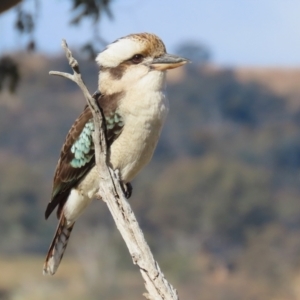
[176,41,211,64]
[0,56,20,93]
[0,0,22,14]
[0,0,113,92]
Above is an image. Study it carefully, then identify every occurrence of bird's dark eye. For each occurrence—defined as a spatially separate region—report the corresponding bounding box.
[131,54,144,64]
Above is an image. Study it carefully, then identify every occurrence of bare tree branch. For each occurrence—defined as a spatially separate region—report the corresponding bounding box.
[49,39,179,300]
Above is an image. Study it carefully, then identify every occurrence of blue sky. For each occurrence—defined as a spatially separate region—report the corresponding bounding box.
[1,0,300,66]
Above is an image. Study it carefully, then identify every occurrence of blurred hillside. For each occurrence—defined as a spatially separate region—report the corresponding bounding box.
[1,53,300,299]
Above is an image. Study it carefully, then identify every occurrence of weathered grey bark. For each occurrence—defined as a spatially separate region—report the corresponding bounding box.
[49,39,179,300]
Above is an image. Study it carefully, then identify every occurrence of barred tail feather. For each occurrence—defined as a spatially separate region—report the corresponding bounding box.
[43,215,74,275]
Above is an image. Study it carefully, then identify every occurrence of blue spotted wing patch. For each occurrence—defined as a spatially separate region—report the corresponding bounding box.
[105,110,124,138]
[69,111,123,169]
[70,119,95,168]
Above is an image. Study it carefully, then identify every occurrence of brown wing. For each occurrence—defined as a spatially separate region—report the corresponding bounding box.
[45,92,125,219]
[45,106,94,219]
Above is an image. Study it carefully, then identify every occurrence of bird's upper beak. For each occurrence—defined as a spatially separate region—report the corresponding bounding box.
[150,54,189,71]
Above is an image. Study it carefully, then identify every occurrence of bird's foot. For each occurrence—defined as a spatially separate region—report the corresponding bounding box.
[122,182,133,199]
[92,90,101,100]
[113,169,132,198]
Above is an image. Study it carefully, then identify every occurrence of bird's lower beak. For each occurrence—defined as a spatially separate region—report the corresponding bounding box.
[151,54,189,71]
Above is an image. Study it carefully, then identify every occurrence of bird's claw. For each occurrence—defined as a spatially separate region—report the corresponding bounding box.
[92,90,101,100]
[122,182,133,199]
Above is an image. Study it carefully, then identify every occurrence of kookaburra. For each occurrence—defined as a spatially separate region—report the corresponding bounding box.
[43,33,188,275]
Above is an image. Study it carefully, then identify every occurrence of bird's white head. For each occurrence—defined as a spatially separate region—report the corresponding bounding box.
[96,33,188,95]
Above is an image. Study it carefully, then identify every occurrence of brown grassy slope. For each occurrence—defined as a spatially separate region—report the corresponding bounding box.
[167,64,300,110]
[234,67,300,110]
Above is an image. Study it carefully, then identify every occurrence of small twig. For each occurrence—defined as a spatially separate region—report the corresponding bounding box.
[49,39,179,300]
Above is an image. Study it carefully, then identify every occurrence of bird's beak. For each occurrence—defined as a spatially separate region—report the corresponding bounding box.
[150,54,189,71]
